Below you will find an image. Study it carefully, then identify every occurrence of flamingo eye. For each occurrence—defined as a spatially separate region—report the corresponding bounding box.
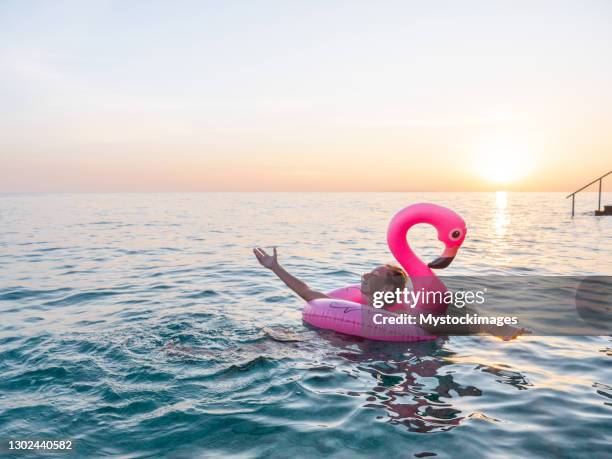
[449,229,462,241]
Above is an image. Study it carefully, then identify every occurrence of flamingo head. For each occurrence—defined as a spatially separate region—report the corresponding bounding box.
[427,207,467,270]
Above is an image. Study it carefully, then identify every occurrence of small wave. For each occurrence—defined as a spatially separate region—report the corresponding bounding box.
[593,382,612,400]
[44,290,124,307]
[118,249,142,255]
[91,220,119,225]
[74,319,107,326]
[3,366,70,390]
[512,266,537,272]
[476,364,532,390]
[263,327,305,343]
[95,399,159,416]
[151,284,173,290]
[60,269,96,276]
[35,246,65,253]
[124,367,175,383]
[324,269,356,276]
[183,290,218,299]
[263,295,288,303]
[159,247,182,252]
[216,356,278,376]
[0,287,72,301]
[467,412,501,423]
[24,316,44,323]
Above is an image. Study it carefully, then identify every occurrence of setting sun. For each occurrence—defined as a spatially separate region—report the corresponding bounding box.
[472,141,536,184]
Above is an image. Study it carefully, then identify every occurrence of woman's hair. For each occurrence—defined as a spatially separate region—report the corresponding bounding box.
[384,264,408,290]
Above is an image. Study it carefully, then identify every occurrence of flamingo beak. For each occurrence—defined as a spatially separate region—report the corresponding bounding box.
[428,246,459,269]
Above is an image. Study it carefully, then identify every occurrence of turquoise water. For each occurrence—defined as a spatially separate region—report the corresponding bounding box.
[0,192,610,458]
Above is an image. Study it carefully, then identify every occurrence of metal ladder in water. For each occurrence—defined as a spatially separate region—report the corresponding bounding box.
[566,170,612,217]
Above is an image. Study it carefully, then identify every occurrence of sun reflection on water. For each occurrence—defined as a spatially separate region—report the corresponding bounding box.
[494,191,510,236]
[491,191,512,267]
[495,190,507,210]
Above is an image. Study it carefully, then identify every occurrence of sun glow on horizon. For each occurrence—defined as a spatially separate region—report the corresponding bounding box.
[472,140,536,185]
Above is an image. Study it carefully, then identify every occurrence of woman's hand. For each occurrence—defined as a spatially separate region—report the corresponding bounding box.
[252,247,327,301]
[253,247,279,270]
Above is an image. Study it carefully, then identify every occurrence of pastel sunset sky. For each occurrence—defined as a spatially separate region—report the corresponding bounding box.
[1,0,611,192]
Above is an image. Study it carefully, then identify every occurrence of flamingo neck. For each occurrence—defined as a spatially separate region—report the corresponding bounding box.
[387,220,433,279]
[386,204,457,315]
[386,206,448,307]
[387,220,447,314]
[396,238,433,278]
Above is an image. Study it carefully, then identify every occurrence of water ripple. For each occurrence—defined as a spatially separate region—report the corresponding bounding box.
[0,192,610,457]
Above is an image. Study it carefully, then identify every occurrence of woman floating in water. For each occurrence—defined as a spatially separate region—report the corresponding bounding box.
[254,203,525,341]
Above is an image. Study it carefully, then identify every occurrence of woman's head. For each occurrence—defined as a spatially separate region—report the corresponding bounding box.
[361,264,407,300]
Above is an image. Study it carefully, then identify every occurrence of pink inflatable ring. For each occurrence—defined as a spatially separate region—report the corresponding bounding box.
[302,203,467,342]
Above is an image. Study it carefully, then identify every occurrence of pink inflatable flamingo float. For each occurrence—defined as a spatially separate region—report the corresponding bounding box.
[303,203,467,341]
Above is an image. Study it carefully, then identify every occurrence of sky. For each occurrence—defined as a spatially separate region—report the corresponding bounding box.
[1,0,611,192]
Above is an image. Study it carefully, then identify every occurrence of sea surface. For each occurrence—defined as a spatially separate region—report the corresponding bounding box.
[0,192,610,458]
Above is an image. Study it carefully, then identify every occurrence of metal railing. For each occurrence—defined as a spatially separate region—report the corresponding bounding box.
[566,170,612,217]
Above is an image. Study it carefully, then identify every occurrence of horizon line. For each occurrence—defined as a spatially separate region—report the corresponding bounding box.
[1,190,606,194]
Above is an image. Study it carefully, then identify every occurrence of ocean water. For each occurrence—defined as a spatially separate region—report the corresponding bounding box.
[0,192,610,458]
